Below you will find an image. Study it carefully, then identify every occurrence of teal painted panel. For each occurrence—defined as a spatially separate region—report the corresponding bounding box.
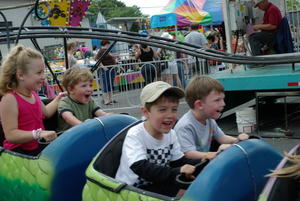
[210,65,300,91]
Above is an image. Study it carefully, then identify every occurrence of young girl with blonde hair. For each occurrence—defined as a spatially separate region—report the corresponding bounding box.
[269,153,300,178]
[267,153,300,201]
[0,45,64,156]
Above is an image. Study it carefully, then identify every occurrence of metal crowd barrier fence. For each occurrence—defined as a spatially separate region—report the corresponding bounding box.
[91,57,228,112]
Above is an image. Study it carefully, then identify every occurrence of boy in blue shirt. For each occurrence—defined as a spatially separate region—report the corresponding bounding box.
[175,76,249,160]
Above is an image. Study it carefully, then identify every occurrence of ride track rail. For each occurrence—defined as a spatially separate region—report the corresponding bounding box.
[1,26,300,66]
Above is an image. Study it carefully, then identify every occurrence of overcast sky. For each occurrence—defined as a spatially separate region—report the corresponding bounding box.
[119,0,170,16]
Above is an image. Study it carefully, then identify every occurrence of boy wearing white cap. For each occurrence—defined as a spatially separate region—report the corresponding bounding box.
[116,81,201,197]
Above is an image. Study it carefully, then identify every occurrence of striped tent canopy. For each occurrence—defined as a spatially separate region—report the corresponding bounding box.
[150,0,212,28]
[202,0,224,25]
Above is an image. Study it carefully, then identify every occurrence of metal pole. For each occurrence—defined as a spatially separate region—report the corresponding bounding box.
[31,38,63,92]
[63,38,69,69]
[223,0,233,54]
[0,11,10,49]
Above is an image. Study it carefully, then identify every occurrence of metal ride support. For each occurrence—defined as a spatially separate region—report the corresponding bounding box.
[31,37,63,92]
[3,1,64,91]
[1,26,300,65]
[0,11,10,50]
[255,91,300,137]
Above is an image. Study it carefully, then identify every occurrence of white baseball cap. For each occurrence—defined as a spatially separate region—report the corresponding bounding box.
[254,0,264,8]
[161,32,173,39]
[140,81,184,106]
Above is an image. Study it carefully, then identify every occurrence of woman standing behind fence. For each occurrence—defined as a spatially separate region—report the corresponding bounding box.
[67,42,78,68]
[159,32,182,88]
[95,40,117,105]
[207,30,226,73]
[134,44,159,84]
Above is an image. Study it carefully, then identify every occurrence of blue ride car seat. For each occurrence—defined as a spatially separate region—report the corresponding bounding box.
[0,114,137,201]
[181,139,283,201]
[259,144,300,201]
[46,114,137,201]
[93,120,142,178]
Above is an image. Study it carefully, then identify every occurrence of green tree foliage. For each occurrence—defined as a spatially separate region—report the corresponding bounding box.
[286,0,300,11]
[88,0,145,23]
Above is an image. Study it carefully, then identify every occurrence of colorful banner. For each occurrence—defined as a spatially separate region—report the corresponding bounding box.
[37,0,91,26]
[69,0,91,26]
[48,0,70,26]
[114,72,145,86]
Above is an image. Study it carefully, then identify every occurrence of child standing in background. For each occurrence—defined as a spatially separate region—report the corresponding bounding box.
[67,42,78,68]
[0,45,62,156]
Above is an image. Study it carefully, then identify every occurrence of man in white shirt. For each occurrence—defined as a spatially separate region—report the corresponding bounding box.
[184,23,208,47]
[184,23,208,75]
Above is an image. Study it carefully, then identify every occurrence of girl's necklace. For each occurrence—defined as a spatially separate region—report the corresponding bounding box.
[16,90,32,98]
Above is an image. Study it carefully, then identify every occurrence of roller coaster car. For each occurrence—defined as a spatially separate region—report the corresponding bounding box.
[0,108,138,201]
[258,144,300,201]
[83,131,283,201]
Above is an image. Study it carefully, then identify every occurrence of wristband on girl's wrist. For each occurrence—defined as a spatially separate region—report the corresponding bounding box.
[58,92,65,98]
[32,128,42,140]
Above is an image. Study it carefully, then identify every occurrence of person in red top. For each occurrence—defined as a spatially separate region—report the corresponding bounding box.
[249,0,282,55]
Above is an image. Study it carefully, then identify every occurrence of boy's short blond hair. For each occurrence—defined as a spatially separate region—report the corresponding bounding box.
[62,67,93,91]
[185,76,224,109]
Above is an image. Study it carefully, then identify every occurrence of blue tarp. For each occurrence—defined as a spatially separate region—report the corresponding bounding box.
[150,13,177,28]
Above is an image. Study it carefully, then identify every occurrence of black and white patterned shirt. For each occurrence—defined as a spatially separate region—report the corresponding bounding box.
[115,122,183,186]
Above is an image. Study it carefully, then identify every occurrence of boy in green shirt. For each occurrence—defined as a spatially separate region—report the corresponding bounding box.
[57,67,111,132]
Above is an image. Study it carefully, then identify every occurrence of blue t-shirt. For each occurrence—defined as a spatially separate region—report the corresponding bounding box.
[174,110,224,153]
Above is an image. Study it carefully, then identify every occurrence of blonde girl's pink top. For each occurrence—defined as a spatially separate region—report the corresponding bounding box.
[3,91,45,151]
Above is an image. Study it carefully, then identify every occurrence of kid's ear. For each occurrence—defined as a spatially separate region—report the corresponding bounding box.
[67,86,73,94]
[194,99,203,110]
[140,106,150,118]
[16,69,24,80]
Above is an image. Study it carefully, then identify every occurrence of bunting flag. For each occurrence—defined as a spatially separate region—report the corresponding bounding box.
[69,0,91,26]
[48,0,70,26]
